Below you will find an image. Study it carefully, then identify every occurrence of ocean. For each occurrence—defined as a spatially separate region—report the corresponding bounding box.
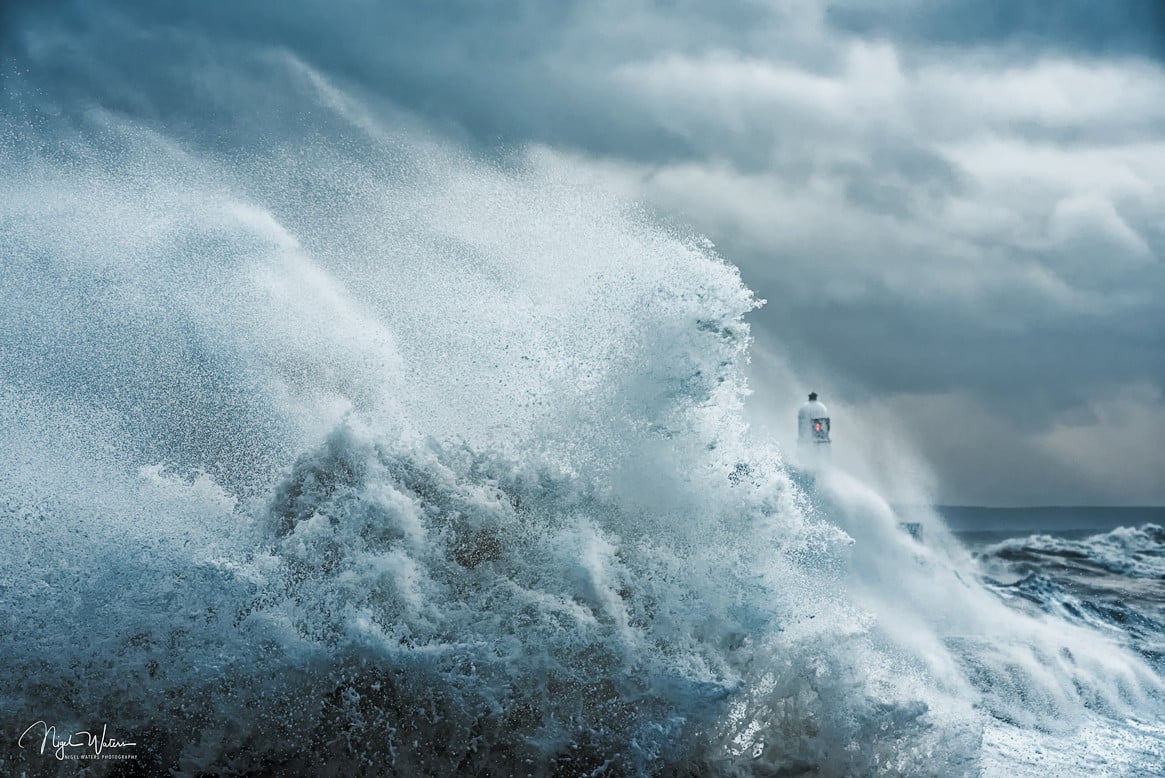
[951,507,1165,683]
[947,508,1165,776]
[2,3,1165,775]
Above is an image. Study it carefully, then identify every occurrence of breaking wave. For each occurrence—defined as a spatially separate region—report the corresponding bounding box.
[979,525,1165,669]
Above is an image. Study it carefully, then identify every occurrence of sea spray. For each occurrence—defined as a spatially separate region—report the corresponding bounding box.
[0,116,985,769]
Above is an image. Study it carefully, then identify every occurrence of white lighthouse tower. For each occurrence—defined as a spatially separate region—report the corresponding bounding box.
[797,391,831,464]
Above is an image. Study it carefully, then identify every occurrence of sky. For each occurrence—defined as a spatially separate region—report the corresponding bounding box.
[3,0,1163,506]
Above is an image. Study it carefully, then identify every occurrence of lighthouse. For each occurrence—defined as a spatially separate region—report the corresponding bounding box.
[796,391,831,467]
[797,392,831,447]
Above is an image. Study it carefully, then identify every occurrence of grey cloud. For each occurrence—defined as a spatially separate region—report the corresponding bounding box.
[827,0,1165,61]
[850,387,1165,506]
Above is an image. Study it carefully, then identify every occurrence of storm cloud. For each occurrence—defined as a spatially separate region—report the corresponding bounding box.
[4,0,1162,504]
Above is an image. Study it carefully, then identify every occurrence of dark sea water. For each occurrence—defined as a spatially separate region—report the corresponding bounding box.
[942,508,1165,775]
[943,506,1165,545]
[944,508,1165,670]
